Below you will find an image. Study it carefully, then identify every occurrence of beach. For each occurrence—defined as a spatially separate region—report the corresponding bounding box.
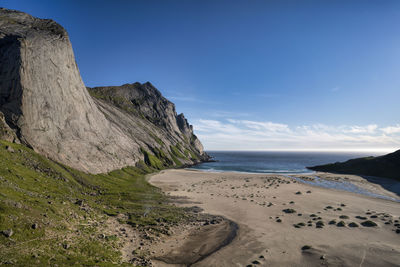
[149,169,400,267]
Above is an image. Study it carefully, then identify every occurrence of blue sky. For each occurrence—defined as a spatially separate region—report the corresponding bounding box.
[2,0,400,151]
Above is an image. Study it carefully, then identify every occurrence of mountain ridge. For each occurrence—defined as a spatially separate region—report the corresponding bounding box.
[0,8,208,173]
[308,149,400,180]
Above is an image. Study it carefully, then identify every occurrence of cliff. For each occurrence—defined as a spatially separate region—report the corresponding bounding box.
[0,8,208,173]
[308,150,400,180]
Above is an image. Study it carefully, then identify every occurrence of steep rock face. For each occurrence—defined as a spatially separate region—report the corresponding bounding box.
[0,8,208,173]
[88,82,205,156]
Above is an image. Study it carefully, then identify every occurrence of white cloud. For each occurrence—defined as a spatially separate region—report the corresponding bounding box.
[381,125,400,134]
[342,124,378,134]
[192,119,400,151]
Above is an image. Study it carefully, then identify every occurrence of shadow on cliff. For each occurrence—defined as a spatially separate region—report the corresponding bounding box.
[0,35,24,139]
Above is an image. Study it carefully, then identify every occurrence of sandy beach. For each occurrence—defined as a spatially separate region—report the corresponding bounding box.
[149,169,400,267]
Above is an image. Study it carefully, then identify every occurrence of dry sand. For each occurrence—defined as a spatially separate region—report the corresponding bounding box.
[149,169,400,267]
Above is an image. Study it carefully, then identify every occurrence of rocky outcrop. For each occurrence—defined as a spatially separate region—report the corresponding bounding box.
[308,150,400,180]
[0,8,208,173]
[0,111,18,142]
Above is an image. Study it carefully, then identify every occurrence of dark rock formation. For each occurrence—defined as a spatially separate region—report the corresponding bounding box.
[0,111,18,142]
[308,150,400,180]
[0,8,208,173]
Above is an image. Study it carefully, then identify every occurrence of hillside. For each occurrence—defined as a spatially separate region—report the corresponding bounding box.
[308,150,400,180]
[0,140,192,265]
[0,8,214,265]
[0,8,208,174]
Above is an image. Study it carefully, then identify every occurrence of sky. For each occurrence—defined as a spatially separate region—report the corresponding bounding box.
[2,0,400,151]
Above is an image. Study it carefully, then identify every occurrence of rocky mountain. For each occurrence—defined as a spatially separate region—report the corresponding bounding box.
[308,150,400,180]
[0,8,208,173]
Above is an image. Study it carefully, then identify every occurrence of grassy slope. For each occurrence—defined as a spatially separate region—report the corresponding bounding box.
[308,150,400,180]
[0,141,186,266]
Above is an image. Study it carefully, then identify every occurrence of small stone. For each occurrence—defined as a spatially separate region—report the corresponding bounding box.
[2,229,13,237]
[6,146,15,153]
[32,223,38,229]
[320,255,326,260]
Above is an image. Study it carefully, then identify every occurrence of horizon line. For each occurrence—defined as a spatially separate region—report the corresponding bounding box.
[204,148,397,153]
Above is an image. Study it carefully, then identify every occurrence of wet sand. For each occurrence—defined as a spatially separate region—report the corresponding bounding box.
[149,169,400,267]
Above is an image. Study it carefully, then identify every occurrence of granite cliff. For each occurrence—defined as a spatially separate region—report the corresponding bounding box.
[0,8,208,173]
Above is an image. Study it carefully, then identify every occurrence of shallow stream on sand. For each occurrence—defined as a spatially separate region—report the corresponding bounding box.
[290,175,400,203]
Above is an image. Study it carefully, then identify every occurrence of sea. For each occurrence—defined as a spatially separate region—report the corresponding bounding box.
[191,151,384,174]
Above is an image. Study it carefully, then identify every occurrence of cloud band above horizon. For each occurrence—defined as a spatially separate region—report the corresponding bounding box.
[193,119,400,152]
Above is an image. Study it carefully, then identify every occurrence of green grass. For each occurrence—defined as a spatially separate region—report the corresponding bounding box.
[149,132,164,146]
[140,147,165,170]
[0,141,186,266]
[170,145,185,159]
[185,148,199,160]
[88,89,139,116]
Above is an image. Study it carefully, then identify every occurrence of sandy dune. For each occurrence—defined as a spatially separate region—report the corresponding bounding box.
[149,169,400,267]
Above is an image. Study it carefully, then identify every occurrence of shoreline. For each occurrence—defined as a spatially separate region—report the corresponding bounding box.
[149,169,400,266]
[184,168,400,203]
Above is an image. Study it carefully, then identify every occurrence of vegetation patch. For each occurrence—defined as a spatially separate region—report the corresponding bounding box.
[0,141,187,265]
[141,147,164,169]
[170,145,185,159]
[336,221,346,227]
[361,220,378,227]
[348,222,359,227]
[282,208,296,214]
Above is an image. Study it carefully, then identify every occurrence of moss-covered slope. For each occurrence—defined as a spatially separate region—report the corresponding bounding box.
[0,141,187,266]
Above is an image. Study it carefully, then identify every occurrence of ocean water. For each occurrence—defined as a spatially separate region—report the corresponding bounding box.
[191,151,383,174]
